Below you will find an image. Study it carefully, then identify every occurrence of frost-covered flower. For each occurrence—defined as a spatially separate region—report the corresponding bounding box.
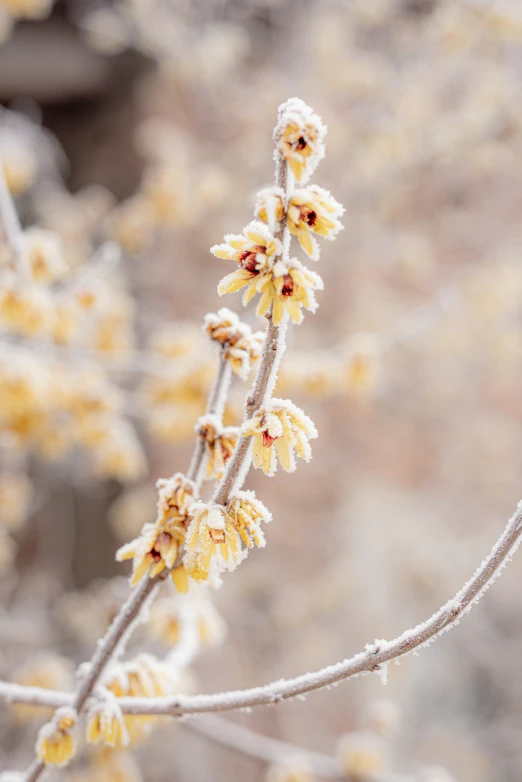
[287,186,344,260]
[184,501,243,579]
[0,274,53,336]
[212,220,282,288]
[156,472,196,525]
[337,731,388,780]
[197,414,239,480]
[249,259,324,326]
[116,473,195,585]
[254,186,285,232]
[36,707,77,767]
[20,228,67,285]
[243,398,318,476]
[227,490,271,548]
[274,97,327,183]
[86,694,129,749]
[204,307,264,379]
[150,592,227,647]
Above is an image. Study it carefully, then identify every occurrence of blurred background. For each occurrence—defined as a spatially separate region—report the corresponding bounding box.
[2,0,522,779]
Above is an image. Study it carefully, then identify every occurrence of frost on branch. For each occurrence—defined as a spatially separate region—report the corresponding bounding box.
[243,399,318,476]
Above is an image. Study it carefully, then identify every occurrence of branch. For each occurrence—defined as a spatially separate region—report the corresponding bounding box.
[110,500,522,716]
[187,349,231,483]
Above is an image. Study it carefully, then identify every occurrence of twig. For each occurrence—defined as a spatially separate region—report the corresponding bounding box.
[187,349,231,483]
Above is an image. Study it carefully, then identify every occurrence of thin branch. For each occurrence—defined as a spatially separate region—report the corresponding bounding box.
[109,500,522,716]
[3,502,522,777]
[182,714,343,778]
[187,349,231,483]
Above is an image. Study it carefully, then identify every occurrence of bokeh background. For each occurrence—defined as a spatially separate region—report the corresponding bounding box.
[2,0,522,779]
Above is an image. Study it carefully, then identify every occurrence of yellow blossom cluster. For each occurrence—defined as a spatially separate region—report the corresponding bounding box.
[196,414,239,480]
[244,399,318,477]
[0,350,145,480]
[150,591,226,647]
[116,473,196,586]
[86,695,129,749]
[183,491,271,582]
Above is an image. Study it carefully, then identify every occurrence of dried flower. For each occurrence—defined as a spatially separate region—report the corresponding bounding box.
[273,97,326,183]
[86,695,129,748]
[197,414,239,479]
[287,186,344,260]
[205,307,264,379]
[36,707,77,767]
[243,398,318,476]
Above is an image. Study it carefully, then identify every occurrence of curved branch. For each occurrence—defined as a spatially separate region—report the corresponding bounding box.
[111,500,522,716]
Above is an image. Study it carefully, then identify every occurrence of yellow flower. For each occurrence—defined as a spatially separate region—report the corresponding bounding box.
[20,228,67,285]
[204,307,264,379]
[337,731,387,780]
[11,653,74,723]
[287,185,344,260]
[343,335,380,397]
[116,473,195,585]
[0,276,53,336]
[254,186,285,232]
[274,97,326,183]
[242,259,323,326]
[227,490,271,548]
[243,398,318,476]
[212,220,282,293]
[150,592,226,647]
[36,707,77,767]
[196,415,239,480]
[86,697,129,748]
[184,502,244,579]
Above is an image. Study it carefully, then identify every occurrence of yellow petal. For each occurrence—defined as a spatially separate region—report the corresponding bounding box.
[256,288,273,317]
[298,228,315,259]
[218,270,251,295]
[272,296,285,326]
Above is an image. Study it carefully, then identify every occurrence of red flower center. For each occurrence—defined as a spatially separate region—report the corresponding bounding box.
[301,207,317,226]
[296,136,307,151]
[263,430,277,447]
[281,274,294,297]
[238,245,265,273]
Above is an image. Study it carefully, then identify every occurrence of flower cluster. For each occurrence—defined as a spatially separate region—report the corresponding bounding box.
[212,99,342,327]
[116,473,196,586]
[182,491,271,583]
[196,414,239,480]
[86,693,129,749]
[36,707,77,767]
[204,307,264,379]
[244,399,318,476]
[273,97,327,183]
